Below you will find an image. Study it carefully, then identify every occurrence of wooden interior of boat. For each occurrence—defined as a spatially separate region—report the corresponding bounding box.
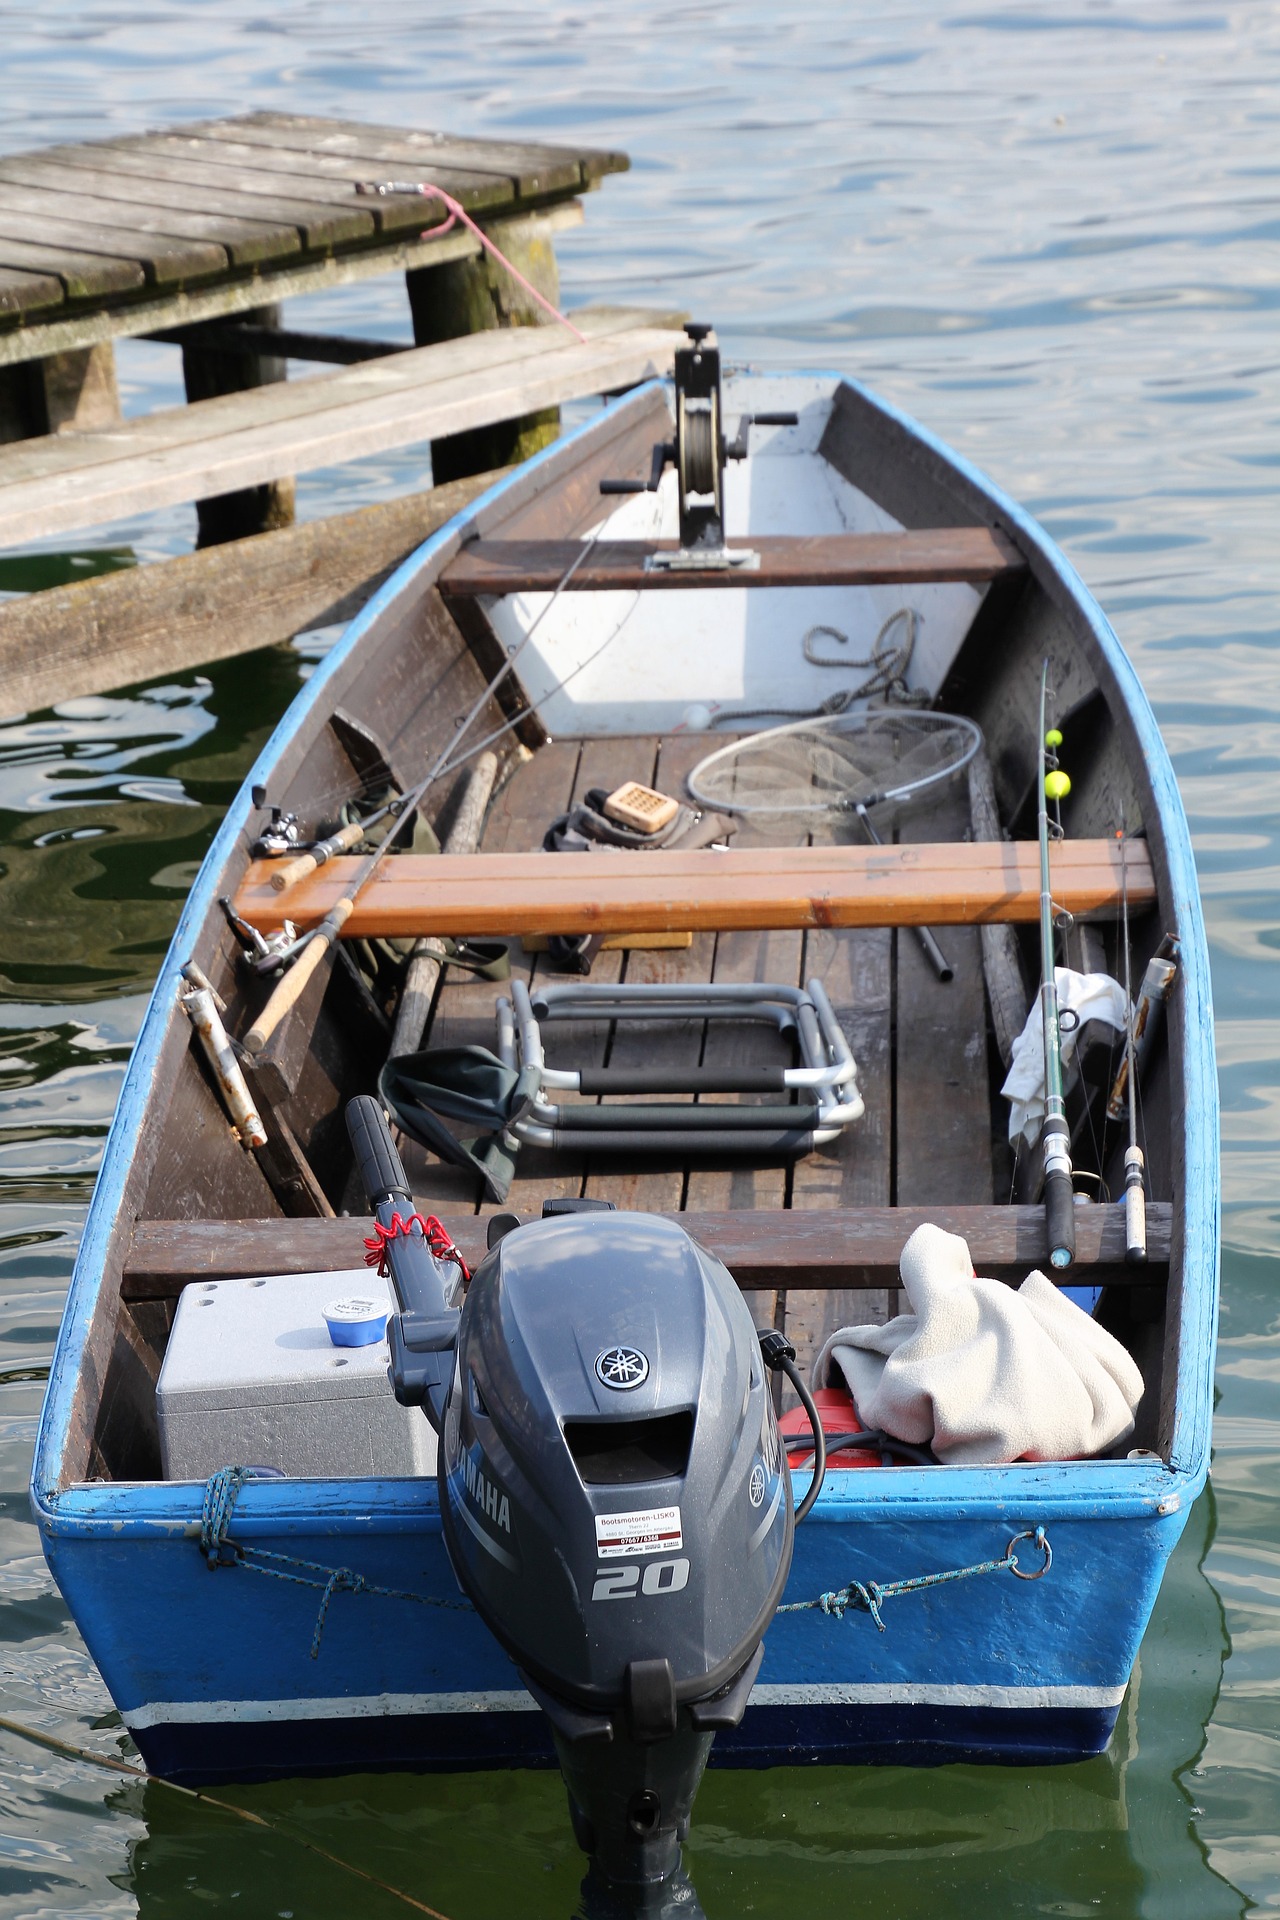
[63,379,1182,1491]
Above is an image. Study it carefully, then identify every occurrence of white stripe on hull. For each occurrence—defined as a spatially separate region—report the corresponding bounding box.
[125,1679,1124,1730]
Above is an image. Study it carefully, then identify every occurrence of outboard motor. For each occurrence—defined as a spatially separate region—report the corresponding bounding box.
[346,1098,795,1913]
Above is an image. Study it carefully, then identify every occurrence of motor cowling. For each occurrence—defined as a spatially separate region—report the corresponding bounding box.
[438,1209,793,1901]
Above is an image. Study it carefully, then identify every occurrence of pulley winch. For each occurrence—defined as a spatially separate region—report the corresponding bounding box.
[600,322,797,569]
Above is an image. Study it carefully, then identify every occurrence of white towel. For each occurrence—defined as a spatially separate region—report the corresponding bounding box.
[815,1222,1144,1465]
[1001,967,1128,1150]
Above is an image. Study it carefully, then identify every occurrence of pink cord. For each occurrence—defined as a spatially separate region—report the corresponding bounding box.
[357,179,587,344]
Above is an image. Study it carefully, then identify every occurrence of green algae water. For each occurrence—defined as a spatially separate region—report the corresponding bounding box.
[1,4,1277,1913]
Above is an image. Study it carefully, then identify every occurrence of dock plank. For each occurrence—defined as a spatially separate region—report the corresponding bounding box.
[0,235,145,299]
[440,530,1025,594]
[8,148,377,251]
[0,312,682,547]
[0,176,302,268]
[121,1203,1173,1299]
[0,207,228,284]
[130,133,513,228]
[236,111,627,187]
[0,264,64,316]
[234,838,1156,939]
[208,112,605,201]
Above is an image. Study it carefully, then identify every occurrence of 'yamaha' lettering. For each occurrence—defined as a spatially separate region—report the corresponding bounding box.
[462,1449,511,1534]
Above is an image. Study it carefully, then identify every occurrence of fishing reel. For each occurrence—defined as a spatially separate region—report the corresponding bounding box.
[600,322,798,568]
[218,896,304,978]
[249,786,303,859]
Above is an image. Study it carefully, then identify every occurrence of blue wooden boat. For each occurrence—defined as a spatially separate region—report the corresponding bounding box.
[31,351,1217,1814]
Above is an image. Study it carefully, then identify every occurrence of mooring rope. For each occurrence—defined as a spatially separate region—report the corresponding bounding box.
[200,1467,472,1659]
[777,1527,1053,1631]
[355,178,588,342]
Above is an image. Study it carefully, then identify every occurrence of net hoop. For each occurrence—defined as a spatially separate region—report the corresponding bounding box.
[686,708,984,820]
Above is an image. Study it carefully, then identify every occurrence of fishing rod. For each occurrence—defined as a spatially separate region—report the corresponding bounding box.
[241,531,604,1054]
[1118,825,1147,1264]
[1038,662,1075,1270]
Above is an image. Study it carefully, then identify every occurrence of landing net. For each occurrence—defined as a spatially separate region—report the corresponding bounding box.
[687,709,983,821]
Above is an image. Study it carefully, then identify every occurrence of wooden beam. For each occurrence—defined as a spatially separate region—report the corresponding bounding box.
[439,528,1025,595]
[122,1202,1171,1300]
[0,308,682,548]
[0,467,501,720]
[149,322,402,364]
[233,837,1155,938]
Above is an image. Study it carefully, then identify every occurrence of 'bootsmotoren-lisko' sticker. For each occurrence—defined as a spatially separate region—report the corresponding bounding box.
[595,1506,683,1558]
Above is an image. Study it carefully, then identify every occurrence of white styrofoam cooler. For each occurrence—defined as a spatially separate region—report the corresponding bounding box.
[156,1268,436,1480]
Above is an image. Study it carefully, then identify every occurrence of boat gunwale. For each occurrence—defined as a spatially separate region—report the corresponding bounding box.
[31,374,1216,1528]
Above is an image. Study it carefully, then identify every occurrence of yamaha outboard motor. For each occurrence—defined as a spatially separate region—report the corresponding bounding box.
[346,1098,794,1913]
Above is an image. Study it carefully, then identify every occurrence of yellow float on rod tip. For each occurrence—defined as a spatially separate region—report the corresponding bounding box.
[1045,728,1064,748]
[1045,769,1072,801]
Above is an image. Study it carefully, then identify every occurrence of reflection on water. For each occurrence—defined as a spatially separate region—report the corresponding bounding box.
[1,1,1279,1914]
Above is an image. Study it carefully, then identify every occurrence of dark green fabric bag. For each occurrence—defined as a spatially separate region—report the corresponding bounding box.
[379,1045,539,1203]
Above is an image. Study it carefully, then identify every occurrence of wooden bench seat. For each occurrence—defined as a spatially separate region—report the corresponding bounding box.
[122,1204,1171,1300]
[0,306,682,549]
[234,836,1154,939]
[437,528,1026,594]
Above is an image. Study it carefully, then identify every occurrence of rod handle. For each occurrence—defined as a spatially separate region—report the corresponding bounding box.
[242,900,351,1053]
[1043,1168,1076,1270]
[1124,1146,1147,1265]
[345,1093,412,1209]
[271,821,364,895]
[270,850,319,894]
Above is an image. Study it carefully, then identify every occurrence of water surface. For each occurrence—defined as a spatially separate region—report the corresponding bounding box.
[0,4,1277,1914]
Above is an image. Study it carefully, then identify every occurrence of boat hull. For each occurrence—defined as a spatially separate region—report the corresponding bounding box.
[41,1464,1189,1783]
[32,372,1218,1783]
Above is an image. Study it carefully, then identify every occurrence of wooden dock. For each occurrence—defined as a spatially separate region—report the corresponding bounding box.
[0,112,685,716]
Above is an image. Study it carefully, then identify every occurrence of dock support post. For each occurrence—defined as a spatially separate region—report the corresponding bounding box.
[0,343,121,442]
[406,213,562,485]
[180,304,296,546]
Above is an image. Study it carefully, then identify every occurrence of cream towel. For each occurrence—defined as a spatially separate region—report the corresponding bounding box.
[815,1222,1144,1465]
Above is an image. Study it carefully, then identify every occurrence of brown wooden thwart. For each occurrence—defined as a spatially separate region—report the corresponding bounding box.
[122,1203,1172,1300]
[437,529,1026,595]
[233,836,1155,939]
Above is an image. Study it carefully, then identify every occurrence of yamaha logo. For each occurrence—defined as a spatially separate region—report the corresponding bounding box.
[748,1464,766,1508]
[595,1345,649,1391]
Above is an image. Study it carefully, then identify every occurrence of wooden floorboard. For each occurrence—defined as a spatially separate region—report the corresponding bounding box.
[579,735,717,1216]
[400,739,583,1212]
[487,734,649,1216]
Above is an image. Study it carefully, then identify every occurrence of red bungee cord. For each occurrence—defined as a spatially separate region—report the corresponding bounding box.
[363,1211,470,1284]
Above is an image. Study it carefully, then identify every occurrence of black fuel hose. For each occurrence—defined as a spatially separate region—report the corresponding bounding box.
[784,1427,938,1468]
[758,1331,825,1521]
